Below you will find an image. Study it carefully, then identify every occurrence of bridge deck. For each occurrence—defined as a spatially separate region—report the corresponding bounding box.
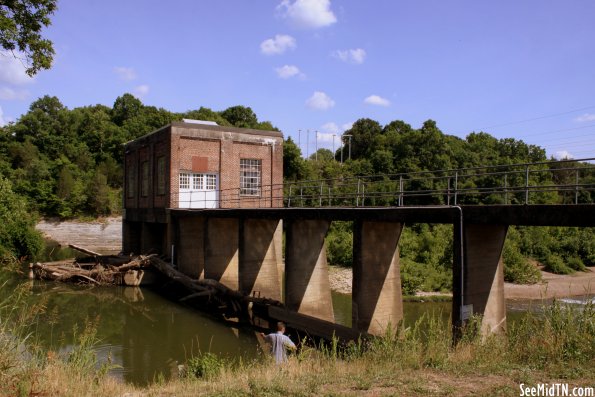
[169,205,595,227]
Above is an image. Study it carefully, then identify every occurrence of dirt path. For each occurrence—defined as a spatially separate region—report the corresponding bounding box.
[37,217,595,300]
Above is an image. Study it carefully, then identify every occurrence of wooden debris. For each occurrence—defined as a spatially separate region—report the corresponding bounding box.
[30,254,154,286]
[68,244,101,257]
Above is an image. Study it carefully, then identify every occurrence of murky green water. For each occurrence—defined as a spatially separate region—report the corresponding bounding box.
[9,241,593,385]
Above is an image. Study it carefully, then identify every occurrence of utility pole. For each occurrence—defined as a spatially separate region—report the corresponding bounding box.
[298,129,301,156]
[340,137,344,164]
[332,134,336,157]
[306,129,310,159]
[343,134,353,161]
[315,130,318,161]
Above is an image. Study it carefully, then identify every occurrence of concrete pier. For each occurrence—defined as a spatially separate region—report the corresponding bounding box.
[462,224,508,334]
[285,219,334,322]
[176,217,205,279]
[353,221,404,335]
[239,219,281,301]
[205,218,239,290]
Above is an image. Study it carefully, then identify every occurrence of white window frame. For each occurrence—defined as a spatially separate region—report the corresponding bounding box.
[240,158,261,196]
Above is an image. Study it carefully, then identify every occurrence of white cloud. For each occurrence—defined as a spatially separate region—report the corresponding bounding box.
[275,65,304,79]
[306,91,335,110]
[364,94,390,107]
[0,106,11,127]
[277,0,337,29]
[0,87,28,100]
[321,122,339,134]
[574,113,595,122]
[554,150,574,160]
[133,84,150,98]
[332,48,366,64]
[114,66,137,81]
[0,52,34,85]
[260,34,296,55]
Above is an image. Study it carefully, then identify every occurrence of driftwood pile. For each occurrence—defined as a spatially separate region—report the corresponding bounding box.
[30,245,153,286]
[30,245,282,321]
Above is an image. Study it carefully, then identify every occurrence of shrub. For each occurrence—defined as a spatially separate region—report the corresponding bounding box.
[544,254,573,275]
[186,352,225,379]
[566,256,586,272]
[0,176,43,264]
[326,222,353,267]
[503,240,541,284]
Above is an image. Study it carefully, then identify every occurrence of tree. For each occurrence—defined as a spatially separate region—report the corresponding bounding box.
[112,93,143,126]
[343,118,382,160]
[283,137,306,181]
[220,106,258,129]
[0,0,57,76]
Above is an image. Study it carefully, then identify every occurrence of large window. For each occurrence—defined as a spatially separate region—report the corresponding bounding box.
[126,164,136,198]
[240,159,261,196]
[141,161,150,197]
[156,156,166,195]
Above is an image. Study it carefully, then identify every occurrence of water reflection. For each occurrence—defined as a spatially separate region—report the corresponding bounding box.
[28,281,260,385]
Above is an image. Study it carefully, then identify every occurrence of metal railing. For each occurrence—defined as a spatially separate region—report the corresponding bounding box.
[170,157,595,209]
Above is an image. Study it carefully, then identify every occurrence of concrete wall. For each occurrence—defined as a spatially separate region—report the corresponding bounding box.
[353,221,404,335]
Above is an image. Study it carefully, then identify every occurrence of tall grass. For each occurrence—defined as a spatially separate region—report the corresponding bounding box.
[1,273,593,396]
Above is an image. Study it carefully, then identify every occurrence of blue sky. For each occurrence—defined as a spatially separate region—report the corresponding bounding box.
[1,0,594,160]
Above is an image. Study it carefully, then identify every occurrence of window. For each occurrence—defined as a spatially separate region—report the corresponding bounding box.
[179,172,190,189]
[192,173,204,190]
[206,174,217,190]
[156,156,166,195]
[240,159,261,196]
[126,164,135,198]
[141,161,150,197]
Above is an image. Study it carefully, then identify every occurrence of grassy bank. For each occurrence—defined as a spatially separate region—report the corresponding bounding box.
[2,276,593,397]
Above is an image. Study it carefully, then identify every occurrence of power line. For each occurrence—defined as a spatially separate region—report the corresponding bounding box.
[470,105,595,132]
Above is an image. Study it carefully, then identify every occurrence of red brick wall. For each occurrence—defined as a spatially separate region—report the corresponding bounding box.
[126,124,284,210]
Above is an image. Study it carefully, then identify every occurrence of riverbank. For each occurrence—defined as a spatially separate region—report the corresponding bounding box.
[3,288,592,396]
[36,217,595,300]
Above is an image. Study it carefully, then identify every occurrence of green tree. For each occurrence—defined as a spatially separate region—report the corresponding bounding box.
[0,176,43,262]
[111,93,143,126]
[283,137,306,181]
[220,105,258,129]
[0,0,57,76]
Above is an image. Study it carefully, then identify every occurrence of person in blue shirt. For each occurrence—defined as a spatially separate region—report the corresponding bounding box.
[260,322,296,364]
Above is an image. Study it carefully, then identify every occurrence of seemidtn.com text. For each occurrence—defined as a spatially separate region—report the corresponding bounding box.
[520,384,594,397]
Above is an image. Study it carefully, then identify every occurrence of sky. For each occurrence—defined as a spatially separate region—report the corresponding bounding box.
[1,0,594,160]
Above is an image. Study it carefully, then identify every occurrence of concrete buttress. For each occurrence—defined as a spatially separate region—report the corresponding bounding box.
[462,224,508,335]
[239,219,281,300]
[285,219,334,322]
[205,218,240,290]
[176,216,205,279]
[353,221,404,335]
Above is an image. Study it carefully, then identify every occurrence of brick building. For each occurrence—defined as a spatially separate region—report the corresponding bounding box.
[122,120,284,255]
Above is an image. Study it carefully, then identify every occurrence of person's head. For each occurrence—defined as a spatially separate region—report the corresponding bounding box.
[276,322,286,333]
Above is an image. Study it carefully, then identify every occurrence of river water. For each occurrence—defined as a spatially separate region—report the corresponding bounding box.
[10,243,592,385]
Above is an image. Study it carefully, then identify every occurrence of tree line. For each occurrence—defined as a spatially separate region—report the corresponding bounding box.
[0,94,593,287]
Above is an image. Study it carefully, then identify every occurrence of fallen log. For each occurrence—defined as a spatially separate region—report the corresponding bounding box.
[68,244,101,257]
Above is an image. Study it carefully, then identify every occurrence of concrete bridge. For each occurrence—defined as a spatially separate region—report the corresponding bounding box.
[123,157,594,339]
[132,204,594,339]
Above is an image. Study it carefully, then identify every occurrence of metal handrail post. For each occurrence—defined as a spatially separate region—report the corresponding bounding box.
[454,171,458,205]
[575,169,579,204]
[525,165,529,204]
[504,173,508,204]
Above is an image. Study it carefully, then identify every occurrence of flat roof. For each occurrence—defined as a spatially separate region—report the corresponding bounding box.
[125,121,283,146]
